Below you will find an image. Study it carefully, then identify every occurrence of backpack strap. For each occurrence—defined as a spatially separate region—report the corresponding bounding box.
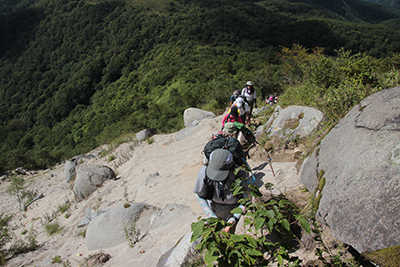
[222,136,230,149]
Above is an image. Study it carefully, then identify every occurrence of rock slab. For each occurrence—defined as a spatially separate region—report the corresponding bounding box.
[298,86,400,253]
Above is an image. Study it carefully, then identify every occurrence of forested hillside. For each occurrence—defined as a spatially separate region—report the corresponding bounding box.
[361,0,400,10]
[1,0,400,172]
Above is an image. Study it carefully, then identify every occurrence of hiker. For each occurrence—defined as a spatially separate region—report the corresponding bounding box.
[227,121,256,159]
[221,106,243,128]
[194,149,248,233]
[266,95,277,106]
[241,81,257,118]
[230,90,241,106]
[205,122,246,167]
[232,97,250,125]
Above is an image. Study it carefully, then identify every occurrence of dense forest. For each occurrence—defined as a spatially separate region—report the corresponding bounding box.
[1,0,400,172]
[361,0,400,10]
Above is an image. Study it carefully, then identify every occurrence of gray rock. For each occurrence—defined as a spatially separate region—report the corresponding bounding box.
[136,128,157,141]
[183,108,215,127]
[175,126,198,141]
[266,105,324,138]
[254,125,265,139]
[73,164,116,200]
[64,159,77,183]
[298,86,400,253]
[157,231,201,267]
[15,167,26,175]
[77,208,107,228]
[85,203,191,251]
[86,203,157,250]
[150,203,191,229]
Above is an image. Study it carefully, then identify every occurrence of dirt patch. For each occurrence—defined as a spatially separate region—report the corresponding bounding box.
[249,147,298,163]
[85,252,112,266]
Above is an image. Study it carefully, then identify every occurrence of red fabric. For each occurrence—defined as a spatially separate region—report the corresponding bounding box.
[222,112,243,127]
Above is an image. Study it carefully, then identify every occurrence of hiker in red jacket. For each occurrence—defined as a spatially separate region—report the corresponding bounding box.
[221,106,243,128]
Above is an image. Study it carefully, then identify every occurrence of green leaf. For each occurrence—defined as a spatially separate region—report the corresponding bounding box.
[281,218,290,231]
[268,199,278,206]
[191,228,203,242]
[190,221,205,241]
[277,254,283,266]
[266,209,275,219]
[191,220,204,232]
[273,205,280,214]
[250,189,262,198]
[245,235,258,248]
[262,241,276,247]
[233,186,244,195]
[230,234,245,242]
[244,217,252,226]
[204,248,219,264]
[231,207,244,214]
[254,217,266,231]
[245,248,263,256]
[267,218,275,232]
[299,218,311,234]
[278,199,290,207]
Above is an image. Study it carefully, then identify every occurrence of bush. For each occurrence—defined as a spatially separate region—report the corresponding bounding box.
[191,179,310,266]
[44,221,63,236]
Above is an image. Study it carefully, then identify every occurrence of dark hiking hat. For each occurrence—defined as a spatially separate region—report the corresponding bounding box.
[206,149,234,181]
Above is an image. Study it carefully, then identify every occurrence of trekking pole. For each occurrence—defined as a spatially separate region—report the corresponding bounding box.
[242,158,256,184]
[253,139,275,177]
[266,152,275,177]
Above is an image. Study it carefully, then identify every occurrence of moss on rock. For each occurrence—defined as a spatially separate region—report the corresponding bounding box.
[362,245,400,267]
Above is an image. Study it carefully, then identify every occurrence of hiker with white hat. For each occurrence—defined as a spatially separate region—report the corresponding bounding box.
[241,81,257,122]
[193,149,248,233]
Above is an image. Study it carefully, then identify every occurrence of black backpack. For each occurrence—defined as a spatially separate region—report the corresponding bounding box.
[203,135,245,167]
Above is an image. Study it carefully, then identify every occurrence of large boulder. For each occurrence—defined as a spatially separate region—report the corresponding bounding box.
[266,105,324,138]
[183,108,215,127]
[136,128,157,141]
[86,203,158,250]
[73,164,116,200]
[64,159,77,183]
[176,108,216,141]
[298,87,400,253]
[86,203,191,251]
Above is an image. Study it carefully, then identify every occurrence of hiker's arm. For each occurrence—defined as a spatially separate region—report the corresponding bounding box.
[222,204,246,233]
[221,113,229,127]
[228,204,246,224]
[196,195,217,218]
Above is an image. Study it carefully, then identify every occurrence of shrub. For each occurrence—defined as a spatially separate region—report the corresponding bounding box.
[9,227,38,256]
[44,221,63,236]
[191,179,310,266]
[58,201,71,214]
